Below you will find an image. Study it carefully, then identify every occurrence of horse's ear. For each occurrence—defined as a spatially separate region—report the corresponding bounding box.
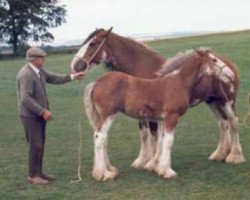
[196,50,210,58]
[196,47,211,58]
[195,50,205,57]
[106,27,113,37]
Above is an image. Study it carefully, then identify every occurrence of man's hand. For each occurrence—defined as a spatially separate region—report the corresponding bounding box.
[72,72,85,80]
[42,109,53,121]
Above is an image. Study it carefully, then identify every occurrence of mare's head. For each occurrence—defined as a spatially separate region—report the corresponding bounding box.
[70,27,113,73]
[71,28,166,78]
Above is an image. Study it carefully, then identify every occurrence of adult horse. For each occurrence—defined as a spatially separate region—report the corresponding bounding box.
[70,28,245,173]
[83,48,245,181]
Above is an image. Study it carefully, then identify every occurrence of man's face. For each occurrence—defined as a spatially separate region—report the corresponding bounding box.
[32,57,45,68]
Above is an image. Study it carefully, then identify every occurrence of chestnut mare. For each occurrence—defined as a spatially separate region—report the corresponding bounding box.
[71,29,245,181]
[71,28,167,169]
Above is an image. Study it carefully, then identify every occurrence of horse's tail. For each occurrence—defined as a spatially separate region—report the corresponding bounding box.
[84,82,100,130]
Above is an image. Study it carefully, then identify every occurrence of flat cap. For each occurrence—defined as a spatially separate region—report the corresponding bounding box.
[26,47,47,58]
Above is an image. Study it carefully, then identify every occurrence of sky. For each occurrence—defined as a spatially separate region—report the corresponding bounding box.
[49,0,250,45]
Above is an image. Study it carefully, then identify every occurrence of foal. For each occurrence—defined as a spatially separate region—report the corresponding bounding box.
[84,48,245,181]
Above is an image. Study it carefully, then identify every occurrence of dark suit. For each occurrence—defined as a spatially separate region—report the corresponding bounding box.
[16,64,71,177]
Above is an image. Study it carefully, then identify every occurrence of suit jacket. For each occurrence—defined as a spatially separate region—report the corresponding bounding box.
[16,64,71,117]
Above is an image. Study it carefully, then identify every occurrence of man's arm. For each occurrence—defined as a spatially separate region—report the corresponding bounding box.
[41,68,71,84]
[41,69,85,84]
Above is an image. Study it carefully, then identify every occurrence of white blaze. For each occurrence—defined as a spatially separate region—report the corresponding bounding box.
[77,39,93,57]
[208,53,235,83]
[70,38,94,72]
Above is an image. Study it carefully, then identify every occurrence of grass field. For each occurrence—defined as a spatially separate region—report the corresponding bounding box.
[0,30,250,200]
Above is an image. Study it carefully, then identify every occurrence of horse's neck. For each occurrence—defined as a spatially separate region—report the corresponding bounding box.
[178,61,201,92]
[106,38,166,78]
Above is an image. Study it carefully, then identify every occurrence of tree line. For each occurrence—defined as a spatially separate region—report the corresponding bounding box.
[0,0,66,55]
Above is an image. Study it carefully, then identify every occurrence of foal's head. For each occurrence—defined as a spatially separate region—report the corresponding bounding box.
[156,47,236,99]
[70,28,113,73]
[156,47,228,80]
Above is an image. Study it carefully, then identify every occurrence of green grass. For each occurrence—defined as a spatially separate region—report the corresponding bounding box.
[0,30,250,200]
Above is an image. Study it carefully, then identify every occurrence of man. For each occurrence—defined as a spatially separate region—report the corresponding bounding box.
[16,47,85,185]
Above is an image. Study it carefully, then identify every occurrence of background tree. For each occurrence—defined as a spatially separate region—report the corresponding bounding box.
[0,0,66,55]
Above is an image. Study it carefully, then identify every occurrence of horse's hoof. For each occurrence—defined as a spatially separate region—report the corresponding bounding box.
[225,153,245,164]
[154,165,165,176]
[162,169,178,179]
[92,169,117,182]
[143,160,155,171]
[102,170,117,181]
[108,166,119,178]
[155,166,177,179]
[131,158,148,169]
[92,169,104,181]
[208,151,227,161]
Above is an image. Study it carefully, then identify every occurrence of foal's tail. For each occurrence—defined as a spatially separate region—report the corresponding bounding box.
[84,82,100,130]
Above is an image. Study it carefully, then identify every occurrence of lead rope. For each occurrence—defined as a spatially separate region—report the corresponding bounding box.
[71,80,84,183]
[243,93,250,127]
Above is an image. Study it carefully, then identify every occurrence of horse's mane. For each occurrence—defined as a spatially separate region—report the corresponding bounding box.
[156,47,212,76]
[110,32,164,59]
[84,28,164,61]
[81,28,105,45]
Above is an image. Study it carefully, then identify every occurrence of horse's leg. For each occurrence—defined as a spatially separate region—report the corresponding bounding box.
[143,121,163,171]
[131,120,154,169]
[154,113,179,179]
[208,103,231,161]
[103,121,119,177]
[149,121,158,158]
[223,102,245,163]
[92,115,118,181]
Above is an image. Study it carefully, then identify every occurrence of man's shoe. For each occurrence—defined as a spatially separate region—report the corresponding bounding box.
[27,176,49,185]
[42,173,56,181]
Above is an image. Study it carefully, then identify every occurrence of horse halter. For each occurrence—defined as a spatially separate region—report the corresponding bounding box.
[76,27,113,72]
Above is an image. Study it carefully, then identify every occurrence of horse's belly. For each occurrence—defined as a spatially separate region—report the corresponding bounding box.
[122,104,164,121]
